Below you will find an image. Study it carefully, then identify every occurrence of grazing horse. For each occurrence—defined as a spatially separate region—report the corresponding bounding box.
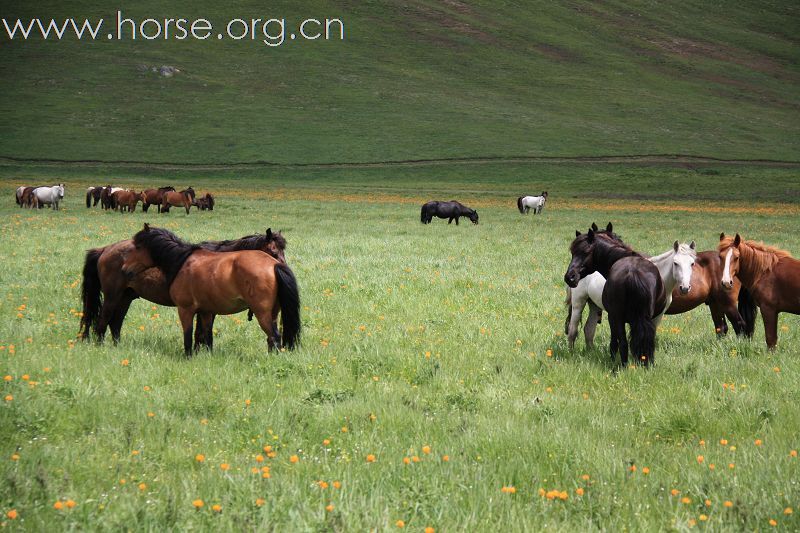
[517,192,548,214]
[19,187,39,208]
[120,225,300,355]
[140,186,175,213]
[420,201,479,225]
[112,189,140,212]
[565,229,665,366]
[15,186,25,206]
[565,225,696,349]
[719,233,800,349]
[161,187,195,214]
[194,193,215,211]
[85,186,103,208]
[79,228,287,345]
[32,184,65,210]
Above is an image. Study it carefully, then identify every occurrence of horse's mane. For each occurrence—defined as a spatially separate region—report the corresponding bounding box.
[572,232,639,270]
[200,231,286,254]
[133,226,199,284]
[719,236,792,275]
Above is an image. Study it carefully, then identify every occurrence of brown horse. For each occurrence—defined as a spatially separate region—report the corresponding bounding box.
[120,225,300,355]
[79,228,287,346]
[140,186,175,213]
[666,251,756,337]
[719,233,800,349]
[113,189,139,212]
[19,187,39,208]
[194,193,215,211]
[100,186,116,210]
[161,187,195,214]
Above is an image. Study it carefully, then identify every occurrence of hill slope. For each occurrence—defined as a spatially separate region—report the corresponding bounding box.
[0,0,798,164]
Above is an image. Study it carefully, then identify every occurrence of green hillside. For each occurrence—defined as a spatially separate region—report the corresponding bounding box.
[1,0,798,164]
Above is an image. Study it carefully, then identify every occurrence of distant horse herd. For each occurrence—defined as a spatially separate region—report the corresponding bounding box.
[14,184,214,214]
[11,182,800,363]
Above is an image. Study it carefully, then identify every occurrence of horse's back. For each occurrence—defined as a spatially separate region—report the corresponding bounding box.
[605,257,665,317]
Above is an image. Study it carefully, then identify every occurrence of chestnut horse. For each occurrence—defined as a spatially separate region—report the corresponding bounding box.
[120,225,300,355]
[161,187,195,214]
[113,189,139,212]
[79,228,287,346]
[140,186,175,213]
[719,233,800,349]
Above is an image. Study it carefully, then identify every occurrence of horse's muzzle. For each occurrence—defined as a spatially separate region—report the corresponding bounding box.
[721,280,734,290]
[564,271,579,288]
[679,285,691,295]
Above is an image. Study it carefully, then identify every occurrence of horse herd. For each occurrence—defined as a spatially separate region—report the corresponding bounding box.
[85,185,215,214]
[14,183,214,214]
[564,224,799,366]
[419,192,548,225]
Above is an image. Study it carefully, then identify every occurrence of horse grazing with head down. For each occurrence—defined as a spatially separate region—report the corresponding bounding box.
[194,193,215,211]
[161,187,195,214]
[113,189,140,212]
[420,201,478,225]
[79,228,287,346]
[565,229,665,366]
[120,224,300,355]
[719,233,800,349]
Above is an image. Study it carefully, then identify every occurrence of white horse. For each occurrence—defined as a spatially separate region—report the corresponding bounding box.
[15,186,26,206]
[32,184,65,210]
[566,240,696,349]
[517,192,548,214]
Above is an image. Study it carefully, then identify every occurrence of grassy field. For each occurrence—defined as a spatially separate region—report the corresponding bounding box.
[0,165,798,530]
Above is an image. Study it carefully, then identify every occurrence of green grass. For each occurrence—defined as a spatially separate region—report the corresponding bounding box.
[0,0,799,163]
[0,167,798,530]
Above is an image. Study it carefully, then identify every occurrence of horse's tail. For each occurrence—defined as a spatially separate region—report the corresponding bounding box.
[85,189,92,208]
[627,274,657,365]
[79,248,104,341]
[737,286,758,337]
[517,196,524,213]
[274,263,301,349]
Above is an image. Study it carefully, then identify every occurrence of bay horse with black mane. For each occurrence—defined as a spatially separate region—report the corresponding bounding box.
[79,228,287,348]
[719,233,800,349]
[161,187,195,214]
[420,201,479,225]
[120,224,299,355]
[194,193,215,211]
[140,186,175,213]
[565,229,665,366]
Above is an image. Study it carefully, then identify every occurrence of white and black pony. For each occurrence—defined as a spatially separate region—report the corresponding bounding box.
[564,229,666,367]
[517,192,548,214]
[420,201,478,225]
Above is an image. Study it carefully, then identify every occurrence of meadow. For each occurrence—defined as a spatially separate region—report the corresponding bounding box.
[0,163,798,531]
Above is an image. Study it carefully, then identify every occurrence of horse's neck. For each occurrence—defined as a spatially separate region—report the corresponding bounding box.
[594,244,637,277]
[649,249,676,290]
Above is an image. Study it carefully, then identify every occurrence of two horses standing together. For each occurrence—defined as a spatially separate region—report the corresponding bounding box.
[16,184,65,210]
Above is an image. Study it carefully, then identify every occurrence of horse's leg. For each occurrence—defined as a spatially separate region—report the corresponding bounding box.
[205,314,216,349]
[720,302,747,337]
[584,302,602,348]
[708,302,729,337]
[109,291,135,344]
[567,294,586,350]
[251,306,279,351]
[184,201,190,215]
[761,307,778,349]
[455,217,459,225]
[95,299,117,343]
[177,307,196,357]
[194,312,214,351]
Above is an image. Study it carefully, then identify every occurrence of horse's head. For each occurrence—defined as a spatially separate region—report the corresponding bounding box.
[673,240,696,294]
[469,210,479,224]
[564,229,599,287]
[719,233,741,290]
[56,184,65,198]
[264,228,287,263]
[121,224,157,280]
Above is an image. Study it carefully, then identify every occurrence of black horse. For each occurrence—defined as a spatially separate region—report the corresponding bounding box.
[564,228,665,367]
[420,201,479,225]
[85,186,104,208]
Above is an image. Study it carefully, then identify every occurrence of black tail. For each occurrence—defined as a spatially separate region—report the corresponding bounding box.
[274,263,301,349]
[517,196,524,214]
[85,189,92,208]
[79,248,104,340]
[626,274,657,365]
[737,287,758,337]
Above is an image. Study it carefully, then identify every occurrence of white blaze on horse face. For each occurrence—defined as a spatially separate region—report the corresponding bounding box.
[674,254,694,293]
[721,248,735,289]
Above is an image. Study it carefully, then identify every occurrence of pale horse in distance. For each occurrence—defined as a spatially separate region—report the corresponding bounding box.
[566,240,696,349]
[517,192,548,214]
[32,184,65,210]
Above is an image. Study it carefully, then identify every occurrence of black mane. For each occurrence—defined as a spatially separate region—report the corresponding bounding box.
[199,230,286,255]
[571,232,639,278]
[132,226,199,285]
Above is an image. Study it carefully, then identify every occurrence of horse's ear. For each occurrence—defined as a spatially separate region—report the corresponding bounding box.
[673,240,679,252]
[575,230,581,237]
[266,228,272,239]
[719,232,725,241]
[591,222,599,231]
[587,228,595,242]
[733,234,741,247]
[606,222,613,232]
[143,223,150,232]
[690,240,696,250]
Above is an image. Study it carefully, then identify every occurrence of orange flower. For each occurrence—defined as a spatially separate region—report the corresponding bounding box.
[442,455,450,462]
[54,501,64,510]
[699,439,706,446]
[192,499,204,509]
[769,519,777,526]
[263,445,272,453]
[318,481,329,489]
[671,489,680,496]
[6,509,18,520]
[699,514,708,521]
[705,499,711,507]
[785,507,793,515]
[245,399,251,406]
[65,500,76,509]
[720,439,728,446]
[546,349,553,357]
[755,439,763,446]
[212,504,222,513]
[629,465,637,472]
[323,439,331,446]
[341,426,348,433]
[422,445,431,455]
[681,497,691,504]
[220,463,230,471]
[501,486,516,494]
[332,481,341,489]
[724,501,733,508]
[4,395,12,402]
[412,456,420,463]
[3,375,12,382]
[147,412,155,418]
[576,488,585,496]
[728,463,735,469]
[396,519,405,528]
[581,474,590,481]
[120,359,130,366]
[138,483,147,491]
[697,455,704,463]
[790,450,797,458]
[366,454,376,463]
[325,504,334,512]
[289,455,299,464]
[642,467,650,475]
[255,454,264,463]
[256,498,266,506]
[425,528,435,533]
[195,454,205,463]
[403,457,411,465]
